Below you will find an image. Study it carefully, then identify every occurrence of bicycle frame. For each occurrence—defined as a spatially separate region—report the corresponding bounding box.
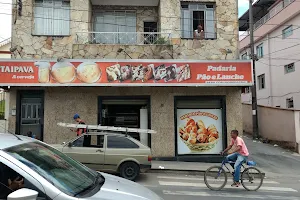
[217,158,246,177]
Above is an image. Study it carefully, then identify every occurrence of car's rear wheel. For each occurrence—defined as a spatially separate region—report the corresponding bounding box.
[119,162,140,181]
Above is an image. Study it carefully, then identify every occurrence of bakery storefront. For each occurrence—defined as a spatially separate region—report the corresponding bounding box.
[0,59,252,161]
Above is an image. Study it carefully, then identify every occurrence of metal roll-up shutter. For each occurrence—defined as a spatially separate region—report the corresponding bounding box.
[101,99,148,105]
[176,99,222,109]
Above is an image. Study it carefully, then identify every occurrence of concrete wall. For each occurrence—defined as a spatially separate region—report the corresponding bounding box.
[8,87,243,157]
[243,103,298,150]
[0,120,7,133]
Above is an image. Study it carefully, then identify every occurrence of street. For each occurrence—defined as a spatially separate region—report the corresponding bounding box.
[136,173,300,200]
[137,135,300,200]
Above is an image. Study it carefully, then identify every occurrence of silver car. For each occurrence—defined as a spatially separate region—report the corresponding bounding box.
[0,133,163,200]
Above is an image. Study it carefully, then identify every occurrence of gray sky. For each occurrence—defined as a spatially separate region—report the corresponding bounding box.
[0,0,251,42]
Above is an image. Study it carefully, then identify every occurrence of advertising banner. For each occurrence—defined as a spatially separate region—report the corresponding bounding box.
[0,60,252,86]
[177,109,223,155]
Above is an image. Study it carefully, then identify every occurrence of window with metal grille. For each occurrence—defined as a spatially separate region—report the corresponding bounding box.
[286,97,294,108]
[21,100,41,125]
[180,2,216,39]
[34,0,70,36]
[93,10,137,44]
[284,63,295,74]
[282,25,293,39]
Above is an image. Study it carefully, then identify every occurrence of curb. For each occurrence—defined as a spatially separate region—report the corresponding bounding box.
[146,169,266,177]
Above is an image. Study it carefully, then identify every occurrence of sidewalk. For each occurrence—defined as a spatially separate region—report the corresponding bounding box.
[150,135,300,178]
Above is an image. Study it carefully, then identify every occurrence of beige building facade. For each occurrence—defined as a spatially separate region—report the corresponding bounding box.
[3,0,247,161]
[0,38,11,59]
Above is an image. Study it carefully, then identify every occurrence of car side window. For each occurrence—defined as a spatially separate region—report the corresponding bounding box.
[72,136,84,147]
[107,136,139,149]
[0,162,47,199]
[73,135,104,148]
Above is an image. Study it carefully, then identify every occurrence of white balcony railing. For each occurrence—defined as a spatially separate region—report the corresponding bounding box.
[240,0,295,39]
[76,32,172,45]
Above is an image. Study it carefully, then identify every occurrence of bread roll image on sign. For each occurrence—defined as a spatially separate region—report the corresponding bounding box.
[51,61,76,83]
[34,61,50,83]
[106,64,121,82]
[76,62,101,83]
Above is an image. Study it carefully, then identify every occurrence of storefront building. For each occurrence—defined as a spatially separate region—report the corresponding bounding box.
[0,60,252,161]
[2,0,248,161]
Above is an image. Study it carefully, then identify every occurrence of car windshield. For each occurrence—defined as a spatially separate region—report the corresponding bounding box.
[5,142,103,196]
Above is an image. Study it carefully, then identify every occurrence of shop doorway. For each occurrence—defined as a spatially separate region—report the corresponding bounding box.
[98,97,151,146]
[16,90,44,140]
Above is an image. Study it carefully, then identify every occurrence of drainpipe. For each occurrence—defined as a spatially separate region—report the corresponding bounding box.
[267,34,273,107]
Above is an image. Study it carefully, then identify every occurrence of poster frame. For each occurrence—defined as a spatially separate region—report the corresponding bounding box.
[174,95,227,161]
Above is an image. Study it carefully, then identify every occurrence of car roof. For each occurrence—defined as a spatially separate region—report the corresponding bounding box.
[0,133,34,150]
[86,131,129,137]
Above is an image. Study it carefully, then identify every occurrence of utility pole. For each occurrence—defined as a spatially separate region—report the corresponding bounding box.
[249,0,259,139]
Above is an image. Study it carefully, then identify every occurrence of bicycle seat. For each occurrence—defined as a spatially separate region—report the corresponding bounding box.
[246,160,256,166]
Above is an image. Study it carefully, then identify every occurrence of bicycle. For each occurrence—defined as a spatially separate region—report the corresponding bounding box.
[204,156,264,191]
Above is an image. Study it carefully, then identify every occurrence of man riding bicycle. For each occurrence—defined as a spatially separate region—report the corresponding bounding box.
[221,130,249,187]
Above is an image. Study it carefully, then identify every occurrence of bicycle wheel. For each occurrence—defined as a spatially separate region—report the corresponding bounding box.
[204,166,227,191]
[241,167,264,191]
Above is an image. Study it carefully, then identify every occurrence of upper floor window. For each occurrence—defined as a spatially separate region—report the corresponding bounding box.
[241,52,248,60]
[93,10,137,44]
[181,3,216,40]
[282,25,293,39]
[34,0,70,36]
[286,97,294,108]
[242,87,251,93]
[256,43,263,58]
[284,63,295,74]
[258,74,265,90]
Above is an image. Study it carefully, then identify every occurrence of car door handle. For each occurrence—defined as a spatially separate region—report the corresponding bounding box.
[96,149,103,153]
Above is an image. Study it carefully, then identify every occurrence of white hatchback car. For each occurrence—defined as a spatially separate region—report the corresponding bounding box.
[0,133,163,200]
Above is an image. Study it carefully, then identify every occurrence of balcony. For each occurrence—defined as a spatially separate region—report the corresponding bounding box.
[239,0,300,49]
[240,0,295,39]
[76,32,172,45]
[73,32,173,59]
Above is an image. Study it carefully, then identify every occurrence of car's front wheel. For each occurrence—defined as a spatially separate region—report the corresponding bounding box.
[119,162,140,181]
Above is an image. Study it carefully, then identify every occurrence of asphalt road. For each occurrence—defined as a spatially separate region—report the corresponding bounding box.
[136,172,300,200]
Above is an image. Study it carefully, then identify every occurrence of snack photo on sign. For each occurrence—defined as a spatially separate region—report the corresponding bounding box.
[176,64,191,82]
[153,64,167,81]
[179,117,219,152]
[131,65,144,81]
[120,65,132,81]
[34,61,50,83]
[143,64,154,82]
[76,62,101,83]
[106,64,121,82]
[165,64,177,82]
[51,61,76,83]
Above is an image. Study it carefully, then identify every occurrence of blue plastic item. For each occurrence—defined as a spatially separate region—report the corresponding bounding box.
[247,160,256,166]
